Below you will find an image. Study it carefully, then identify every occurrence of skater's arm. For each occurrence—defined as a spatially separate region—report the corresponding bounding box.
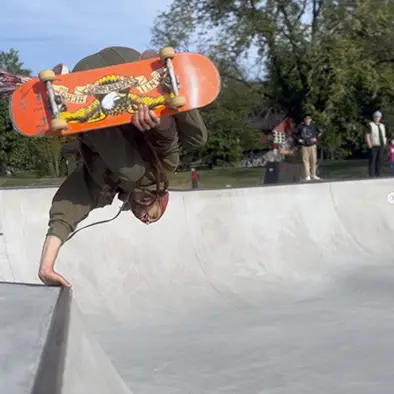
[38,165,106,286]
[175,109,208,150]
[38,233,72,287]
[38,235,62,275]
[46,165,100,245]
[148,109,208,171]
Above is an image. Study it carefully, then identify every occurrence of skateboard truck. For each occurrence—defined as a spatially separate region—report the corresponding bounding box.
[159,47,186,109]
[38,70,68,131]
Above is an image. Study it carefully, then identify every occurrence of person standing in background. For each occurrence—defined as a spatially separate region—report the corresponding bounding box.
[365,111,387,177]
[387,139,394,175]
[191,168,200,189]
[292,115,321,181]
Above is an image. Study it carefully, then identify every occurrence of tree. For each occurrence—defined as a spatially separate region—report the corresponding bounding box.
[0,49,73,176]
[193,80,263,166]
[0,48,31,76]
[151,0,394,160]
[0,49,33,174]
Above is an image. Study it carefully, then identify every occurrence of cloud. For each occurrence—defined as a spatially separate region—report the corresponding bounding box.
[1,0,173,74]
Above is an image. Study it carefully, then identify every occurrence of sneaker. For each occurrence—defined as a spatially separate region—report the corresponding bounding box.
[312,175,321,180]
[304,176,311,181]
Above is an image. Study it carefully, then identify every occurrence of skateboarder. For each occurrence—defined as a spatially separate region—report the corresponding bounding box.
[38,46,208,287]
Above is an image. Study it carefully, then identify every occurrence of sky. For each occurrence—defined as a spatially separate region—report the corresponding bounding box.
[1,0,174,75]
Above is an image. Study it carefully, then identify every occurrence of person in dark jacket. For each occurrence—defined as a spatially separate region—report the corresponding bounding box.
[292,115,321,180]
[38,46,208,287]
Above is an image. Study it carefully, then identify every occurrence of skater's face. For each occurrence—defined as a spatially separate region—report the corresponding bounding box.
[373,115,381,123]
[131,199,162,225]
[304,116,312,125]
[130,190,169,224]
[137,206,161,224]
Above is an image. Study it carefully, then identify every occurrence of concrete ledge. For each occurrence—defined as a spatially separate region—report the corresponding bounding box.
[32,286,71,394]
[0,283,71,394]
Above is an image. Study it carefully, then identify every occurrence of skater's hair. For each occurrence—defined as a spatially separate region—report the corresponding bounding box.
[142,135,169,198]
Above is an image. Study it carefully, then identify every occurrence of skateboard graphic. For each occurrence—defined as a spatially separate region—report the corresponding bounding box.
[9,48,221,137]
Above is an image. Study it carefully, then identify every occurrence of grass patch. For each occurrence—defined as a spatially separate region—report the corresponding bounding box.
[319,159,392,179]
[0,176,64,188]
[0,159,392,189]
[168,167,264,189]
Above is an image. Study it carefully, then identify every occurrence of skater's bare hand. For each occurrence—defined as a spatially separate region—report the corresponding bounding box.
[38,268,71,287]
[133,104,172,131]
[133,104,160,131]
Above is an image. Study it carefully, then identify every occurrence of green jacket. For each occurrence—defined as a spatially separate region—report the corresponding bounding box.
[46,46,208,243]
[47,110,207,243]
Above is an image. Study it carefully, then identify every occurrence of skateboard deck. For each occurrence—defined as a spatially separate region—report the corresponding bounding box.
[9,50,221,137]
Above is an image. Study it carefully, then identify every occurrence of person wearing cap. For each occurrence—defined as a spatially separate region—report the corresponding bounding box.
[365,111,387,177]
[38,47,208,287]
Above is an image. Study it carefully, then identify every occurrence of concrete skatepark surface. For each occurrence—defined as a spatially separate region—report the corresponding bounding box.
[1,178,394,393]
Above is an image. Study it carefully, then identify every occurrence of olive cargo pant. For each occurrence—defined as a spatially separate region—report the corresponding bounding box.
[301,145,317,178]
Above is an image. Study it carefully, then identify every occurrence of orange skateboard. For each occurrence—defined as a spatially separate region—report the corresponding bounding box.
[9,48,221,137]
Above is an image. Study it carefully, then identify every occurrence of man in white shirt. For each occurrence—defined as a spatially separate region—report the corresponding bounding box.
[365,111,387,177]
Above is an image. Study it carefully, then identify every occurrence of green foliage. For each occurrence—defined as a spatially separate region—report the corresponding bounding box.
[2,3,394,177]
[0,99,52,175]
[0,48,74,177]
[0,49,39,174]
[0,48,31,76]
[152,0,394,161]
[181,79,263,167]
